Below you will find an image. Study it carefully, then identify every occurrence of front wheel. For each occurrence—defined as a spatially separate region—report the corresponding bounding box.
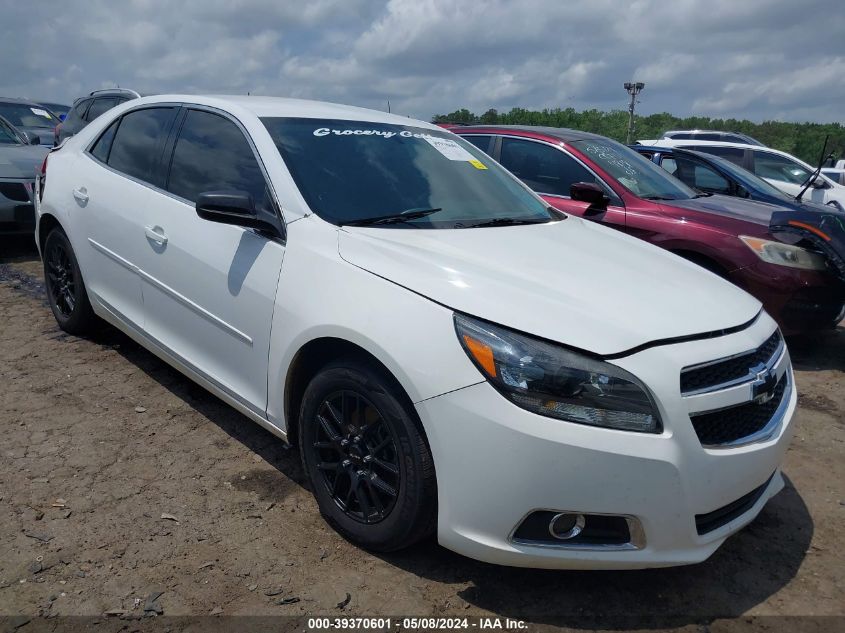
[299,359,437,551]
[43,228,96,335]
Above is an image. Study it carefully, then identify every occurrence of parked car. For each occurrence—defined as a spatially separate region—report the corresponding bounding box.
[0,115,48,233]
[821,168,845,185]
[641,138,845,211]
[38,102,71,121]
[54,88,140,146]
[638,130,765,146]
[36,95,795,569]
[0,97,59,147]
[455,125,845,333]
[635,145,836,214]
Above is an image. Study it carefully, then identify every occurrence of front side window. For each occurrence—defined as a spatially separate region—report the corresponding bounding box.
[0,102,56,129]
[261,118,552,228]
[571,138,698,201]
[166,109,267,204]
[670,155,731,193]
[107,107,176,184]
[463,135,493,154]
[499,137,598,197]
[751,150,811,185]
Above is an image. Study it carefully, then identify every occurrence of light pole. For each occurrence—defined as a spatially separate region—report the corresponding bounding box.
[624,81,644,144]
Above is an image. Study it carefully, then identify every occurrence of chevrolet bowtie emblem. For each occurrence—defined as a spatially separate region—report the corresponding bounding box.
[750,363,777,404]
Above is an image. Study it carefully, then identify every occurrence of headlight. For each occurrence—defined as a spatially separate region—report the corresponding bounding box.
[739,235,827,270]
[454,314,662,433]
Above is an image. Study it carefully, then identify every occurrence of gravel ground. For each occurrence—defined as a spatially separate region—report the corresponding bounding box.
[0,235,843,632]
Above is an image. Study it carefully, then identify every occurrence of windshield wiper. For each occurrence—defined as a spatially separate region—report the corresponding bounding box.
[795,135,829,202]
[642,195,677,201]
[692,192,713,198]
[464,217,550,228]
[341,207,443,227]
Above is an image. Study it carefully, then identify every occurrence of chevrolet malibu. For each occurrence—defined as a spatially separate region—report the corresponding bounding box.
[35,95,795,569]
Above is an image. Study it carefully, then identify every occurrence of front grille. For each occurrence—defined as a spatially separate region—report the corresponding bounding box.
[690,376,787,446]
[695,472,774,535]
[0,182,30,202]
[680,330,782,394]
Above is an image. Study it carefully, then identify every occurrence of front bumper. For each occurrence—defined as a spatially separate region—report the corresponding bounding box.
[731,261,845,334]
[0,179,36,233]
[416,312,795,569]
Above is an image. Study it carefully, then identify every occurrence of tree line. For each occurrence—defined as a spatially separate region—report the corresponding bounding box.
[431,107,845,165]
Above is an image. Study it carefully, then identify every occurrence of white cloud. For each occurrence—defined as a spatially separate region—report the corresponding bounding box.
[1,0,842,123]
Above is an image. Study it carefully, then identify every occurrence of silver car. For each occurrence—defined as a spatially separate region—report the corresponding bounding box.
[0,115,48,233]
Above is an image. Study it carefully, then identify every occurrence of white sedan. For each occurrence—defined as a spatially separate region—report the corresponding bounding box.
[35,95,794,568]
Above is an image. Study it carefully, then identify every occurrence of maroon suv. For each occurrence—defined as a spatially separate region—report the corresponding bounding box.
[454,125,845,335]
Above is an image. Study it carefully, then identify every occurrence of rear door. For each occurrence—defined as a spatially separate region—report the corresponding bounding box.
[495,136,626,228]
[77,106,178,328]
[137,106,285,415]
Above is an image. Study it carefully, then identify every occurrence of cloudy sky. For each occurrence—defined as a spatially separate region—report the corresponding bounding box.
[3,0,844,123]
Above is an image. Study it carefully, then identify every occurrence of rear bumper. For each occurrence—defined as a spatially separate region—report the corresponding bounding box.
[416,313,795,569]
[730,262,845,334]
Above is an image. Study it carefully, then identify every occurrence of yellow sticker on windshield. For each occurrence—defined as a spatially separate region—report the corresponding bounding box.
[469,159,487,170]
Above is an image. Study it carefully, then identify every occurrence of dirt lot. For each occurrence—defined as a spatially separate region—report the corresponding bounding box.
[0,235,843,631]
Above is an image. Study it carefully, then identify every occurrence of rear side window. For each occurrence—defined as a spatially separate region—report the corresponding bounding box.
[166,109,266,204]
[90,119,119,163]
[499,137,596,197]
[671,155,731,193]
[107,107,176,184]
[750,150,811,185]
[462,135,493,154]
[685,145,745,166]
[86,97,120,121]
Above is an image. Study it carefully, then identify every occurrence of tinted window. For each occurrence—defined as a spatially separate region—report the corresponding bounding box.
[0,102,56,129]
[500,138,597,197]
[107,107,175,184]
[90,119,119,163]
[73,99,92,116]
[668,133,694,140]
[670,155,730,193]
[262,117,552,228]
[463,135,493,154]
[167,109,267,204]
[697,133,722,141]
[685,145,745,166]
[751,150,811,185]
[86,97,120,121]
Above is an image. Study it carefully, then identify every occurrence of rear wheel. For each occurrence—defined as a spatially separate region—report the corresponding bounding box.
[299,359,437,551]
[43,228,96,335]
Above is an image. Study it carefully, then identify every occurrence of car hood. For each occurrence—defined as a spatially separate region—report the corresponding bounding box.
[659,194,782,226]
[0,143,48,178]
[338,217,761,356]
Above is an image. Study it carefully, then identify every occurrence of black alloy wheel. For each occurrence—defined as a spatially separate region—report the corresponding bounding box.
[313,390,400,523]
[43,228,96,334]
[299,359,437,551]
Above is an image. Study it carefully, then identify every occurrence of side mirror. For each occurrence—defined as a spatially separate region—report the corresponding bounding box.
[570,182,609,208]
[196,190,281,236]
[811,176,829,189]
[21,130,41,145]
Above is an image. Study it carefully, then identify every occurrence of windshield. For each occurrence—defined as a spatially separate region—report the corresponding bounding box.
[571,138,697,200]
[702,152,792,199]
[0,103,56,129]
[0,119,21,144]
[261,118,553,228]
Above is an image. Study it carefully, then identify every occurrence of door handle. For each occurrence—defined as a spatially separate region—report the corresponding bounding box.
[144,225,168,246]
[72,187,89,204]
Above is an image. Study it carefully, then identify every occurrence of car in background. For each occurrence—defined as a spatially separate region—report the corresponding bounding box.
[642,139,845,211]
[0,97,59,147]
[38,102,71,121]
[455,125,845,334]
[639,130,765,146]
[54,88,140,146]
[821,168,845,185]
[635,145,835,214]
[0,115,48,233]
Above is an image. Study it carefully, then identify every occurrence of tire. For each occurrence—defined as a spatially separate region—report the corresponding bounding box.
[299,358,437,551]
[43,228,96,335]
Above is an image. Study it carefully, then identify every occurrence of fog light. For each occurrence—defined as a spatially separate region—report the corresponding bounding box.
[549,513,585,540]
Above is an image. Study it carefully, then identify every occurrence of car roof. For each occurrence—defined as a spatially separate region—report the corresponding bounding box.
[129,94,444,129]
[453,125,608,142]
